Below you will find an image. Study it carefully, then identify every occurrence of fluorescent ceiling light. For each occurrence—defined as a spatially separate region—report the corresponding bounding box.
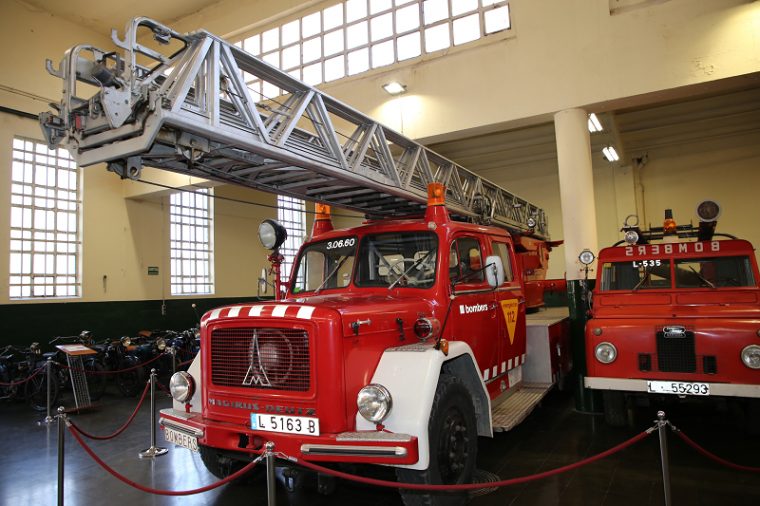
[602,146,619,162]
[588,113,603,133]
[382,81,407,95]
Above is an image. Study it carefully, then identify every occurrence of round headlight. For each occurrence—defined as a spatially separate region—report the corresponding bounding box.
[120,336,131,347]
[741,345,760,370]
[579,249,596,266]
[156,337,167,351]
[595,342,617,364]
[357,384,392,423]
[169,371,195,402]
[258,219,287,250]
[624,230,639,245]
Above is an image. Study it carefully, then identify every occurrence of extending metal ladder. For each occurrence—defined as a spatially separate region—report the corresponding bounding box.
[41,17,549,238]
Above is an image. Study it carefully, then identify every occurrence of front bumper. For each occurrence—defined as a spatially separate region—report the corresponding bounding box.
[159,409,419,464]
[585,376,760,398]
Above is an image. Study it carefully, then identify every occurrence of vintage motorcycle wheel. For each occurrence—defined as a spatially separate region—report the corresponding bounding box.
[85,359,107,401]
[115,357,146,397]
[24,368,59,412]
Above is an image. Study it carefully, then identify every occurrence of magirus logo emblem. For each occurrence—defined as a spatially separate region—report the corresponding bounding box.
[243,329,271,387]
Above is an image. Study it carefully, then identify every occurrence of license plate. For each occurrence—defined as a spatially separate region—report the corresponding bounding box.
[251,414,320,436]
[163,426,199,451]
[647,380,710,396]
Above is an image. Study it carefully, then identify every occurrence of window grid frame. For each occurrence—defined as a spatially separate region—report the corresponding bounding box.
[169,189,214,296]
[241,0,511,99]
[277,196,306,286]
[9,136,81,299]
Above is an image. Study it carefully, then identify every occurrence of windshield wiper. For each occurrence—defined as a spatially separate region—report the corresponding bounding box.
[689,265,716,289]
[632,269,651,291]
[388,249,436,290]
[315,255,349,294]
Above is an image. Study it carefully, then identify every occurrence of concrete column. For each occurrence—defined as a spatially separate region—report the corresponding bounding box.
[554,108,599,412]
[555,108,598,279]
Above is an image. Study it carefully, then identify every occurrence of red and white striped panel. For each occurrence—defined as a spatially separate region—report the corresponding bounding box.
[203,304,316,322]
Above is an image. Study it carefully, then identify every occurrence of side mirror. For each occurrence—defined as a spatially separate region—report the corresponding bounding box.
[485,255,505,288]
[257,267,268,296]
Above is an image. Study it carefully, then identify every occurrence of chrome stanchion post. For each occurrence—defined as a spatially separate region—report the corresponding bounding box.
[657,410,672,506]
[266,441,276,506]
[139,368,168,458]
[40,357,55,425]
[170,347,176,376]
[57,406,66,506]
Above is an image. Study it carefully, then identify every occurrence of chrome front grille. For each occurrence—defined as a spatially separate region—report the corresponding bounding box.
[210,327,311,391]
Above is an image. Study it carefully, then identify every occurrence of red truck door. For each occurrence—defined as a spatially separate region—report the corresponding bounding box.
[448,235,501,384]
[490,239,527,384]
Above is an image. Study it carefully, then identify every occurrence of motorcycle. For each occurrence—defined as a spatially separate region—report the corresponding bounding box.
[1,343,61,411]
[101,336,146,397]
[49,332,107,402]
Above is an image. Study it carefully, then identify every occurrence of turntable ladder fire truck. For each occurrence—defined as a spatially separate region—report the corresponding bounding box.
[41,17,570,502]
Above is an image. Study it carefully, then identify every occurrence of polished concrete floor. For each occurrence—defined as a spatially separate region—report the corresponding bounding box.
[1,384,759,506]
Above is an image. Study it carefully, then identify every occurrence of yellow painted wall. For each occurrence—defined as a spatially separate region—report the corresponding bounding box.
[1,0,759,302]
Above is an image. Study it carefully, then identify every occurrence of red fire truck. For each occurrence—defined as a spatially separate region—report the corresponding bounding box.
[41,17,571,503]
[585,204,760,427]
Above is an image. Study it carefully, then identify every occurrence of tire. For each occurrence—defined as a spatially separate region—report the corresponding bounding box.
[396,374,478,506]
[25,369,59,412]
[603,390,627,427]
[116,357,145,397]
[199,445,262,484]
[747,399,760,436]
[85,359,107,401]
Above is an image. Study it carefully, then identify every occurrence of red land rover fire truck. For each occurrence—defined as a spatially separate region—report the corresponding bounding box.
[585,204,760,427]
[40,17,571,503]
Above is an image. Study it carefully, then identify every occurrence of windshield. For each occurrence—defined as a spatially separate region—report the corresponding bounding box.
[354,232,438,289]
[600,255,756,291]
[674,256,756,288]
[601,259,672,291]
[291,237,357,294]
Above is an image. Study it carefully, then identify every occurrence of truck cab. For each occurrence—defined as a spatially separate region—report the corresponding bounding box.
[585,204,760,427]
[160,185,569,504]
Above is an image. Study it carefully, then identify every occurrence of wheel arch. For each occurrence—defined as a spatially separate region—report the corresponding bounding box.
[441,353,492,438]
[356,341,491,470]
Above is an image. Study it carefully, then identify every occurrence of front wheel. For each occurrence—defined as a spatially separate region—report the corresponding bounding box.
[396,374,478,506]
[25,369,59,412]
[85,359,107,401]
[602,390,628,427]
[115,357,145,397]
[199,445,262,484]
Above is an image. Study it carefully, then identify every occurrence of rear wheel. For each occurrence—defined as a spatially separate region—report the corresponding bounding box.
[602,390,627,427]
[396,374,477,506]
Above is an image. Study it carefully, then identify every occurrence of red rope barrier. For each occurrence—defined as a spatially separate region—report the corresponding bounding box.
[68,425,260,495]
[177,358,194,367]
[288,430,651,491]
[675,430,760,473]
[0,366,43,387]
[69,381,150,440]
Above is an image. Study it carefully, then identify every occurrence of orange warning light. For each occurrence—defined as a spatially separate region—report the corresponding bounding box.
[663,209,677,235]
[427,182,445,207]
[315,203,331,221]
